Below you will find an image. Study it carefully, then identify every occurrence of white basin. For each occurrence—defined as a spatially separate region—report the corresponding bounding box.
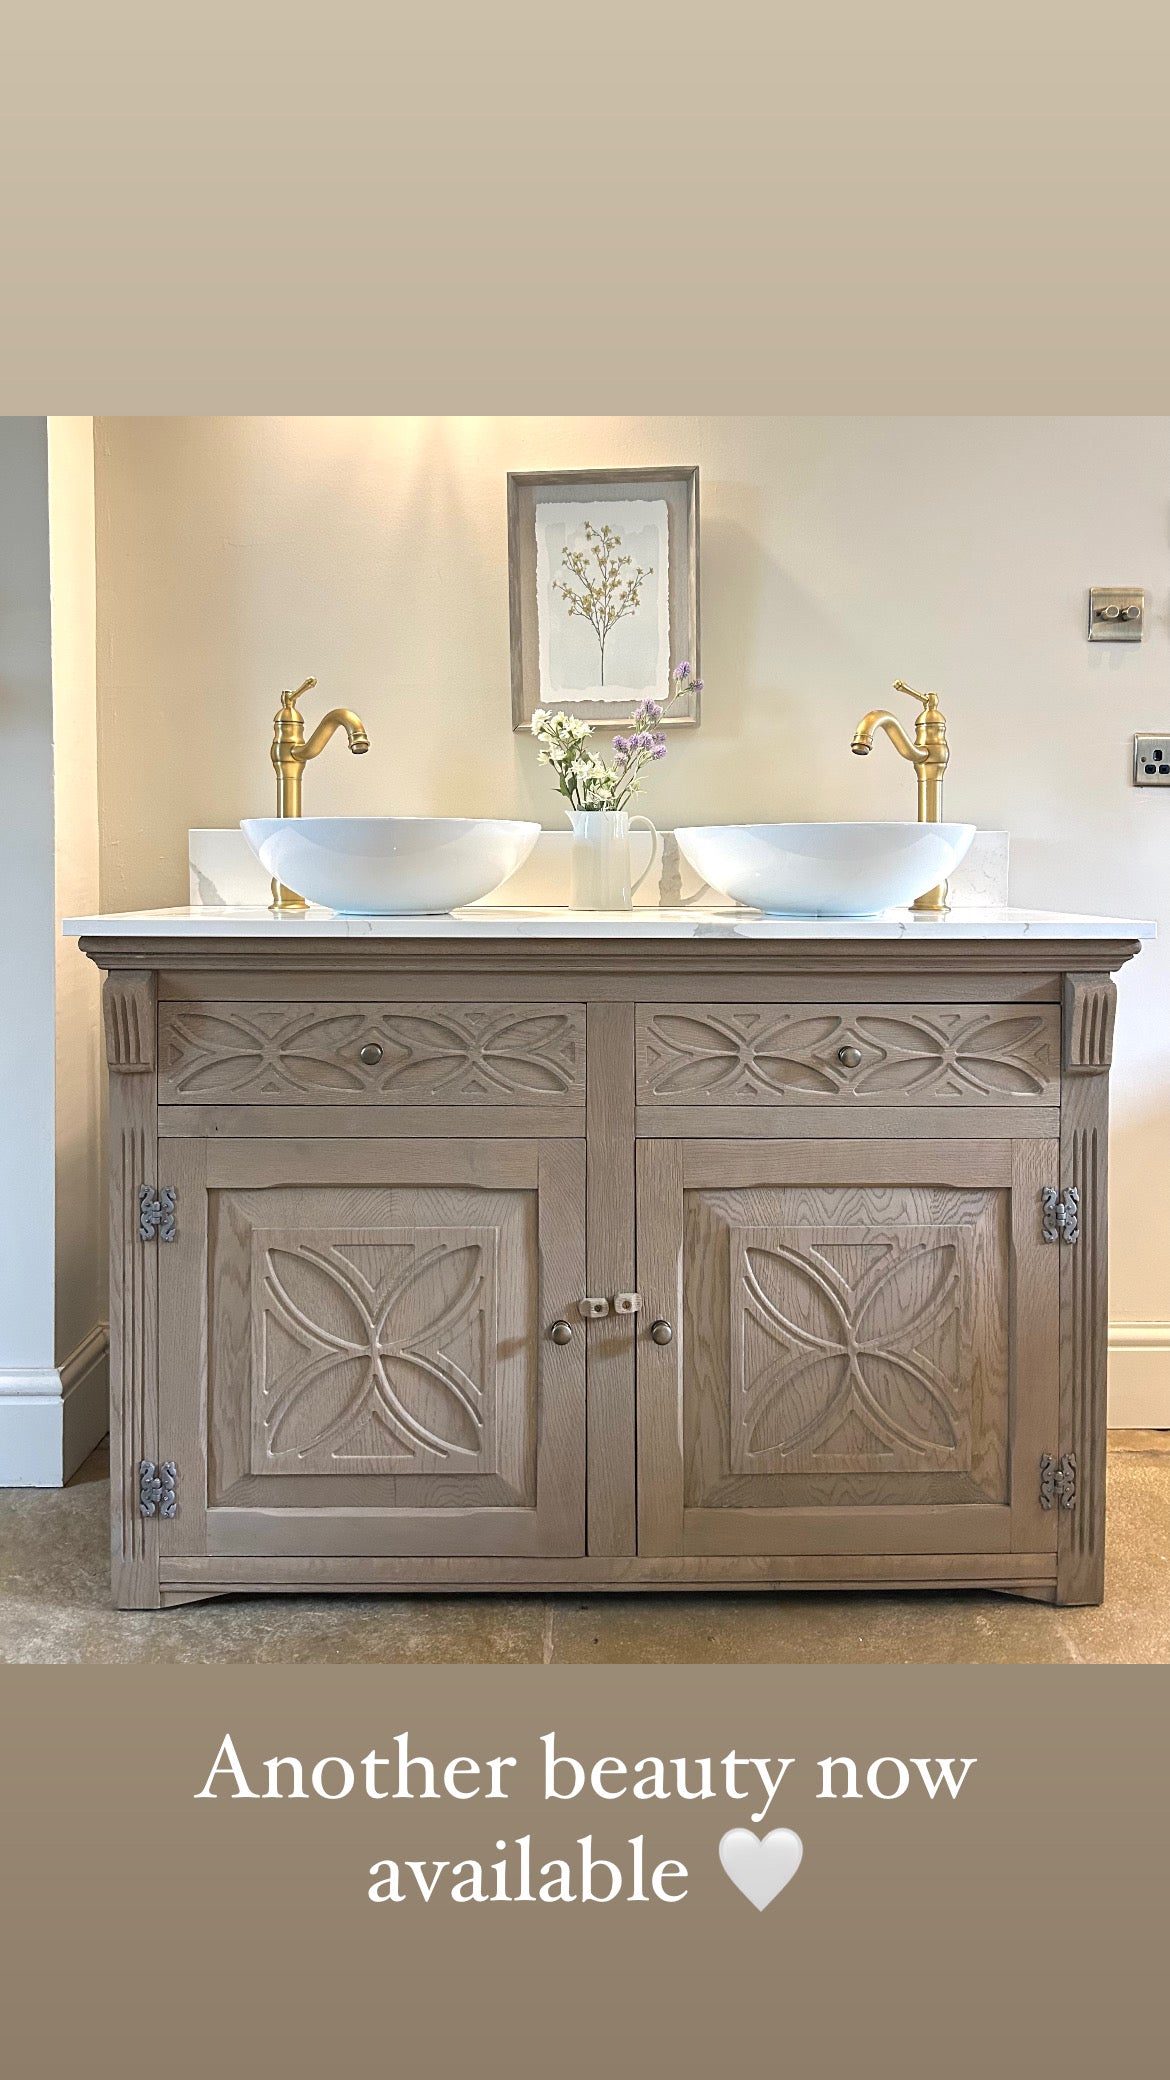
[674,821,977,917]
[241,817,541,915]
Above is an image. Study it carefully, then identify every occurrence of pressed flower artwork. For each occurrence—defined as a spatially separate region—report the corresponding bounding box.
[536,498,669,703]
[508,466,700,733]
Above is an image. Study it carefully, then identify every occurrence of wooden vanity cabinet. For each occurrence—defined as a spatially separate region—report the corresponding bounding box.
[85,932,1138,1609]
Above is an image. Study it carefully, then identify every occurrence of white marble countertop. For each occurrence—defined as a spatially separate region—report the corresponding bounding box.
[64,905,1156,941]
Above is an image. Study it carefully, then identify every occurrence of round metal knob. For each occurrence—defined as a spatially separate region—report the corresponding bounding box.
[649,1319,674,1346]
[837,1045,862,1069]
[549,1320,574,1346]
[358,1042,384,1066]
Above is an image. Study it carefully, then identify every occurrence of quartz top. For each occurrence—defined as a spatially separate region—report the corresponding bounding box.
[64,904,1156,942]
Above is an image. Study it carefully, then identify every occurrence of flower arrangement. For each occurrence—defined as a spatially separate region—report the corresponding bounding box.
[531,662,703,811]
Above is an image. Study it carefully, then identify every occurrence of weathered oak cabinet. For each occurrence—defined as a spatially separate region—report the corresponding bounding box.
[79,918,1141,1608]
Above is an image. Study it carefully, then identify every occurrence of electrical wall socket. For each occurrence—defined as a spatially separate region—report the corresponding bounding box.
[1133,735,1170,785]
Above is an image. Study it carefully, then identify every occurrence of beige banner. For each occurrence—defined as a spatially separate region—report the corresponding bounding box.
[1,1664,1166,2074]
[5,5,1170,411]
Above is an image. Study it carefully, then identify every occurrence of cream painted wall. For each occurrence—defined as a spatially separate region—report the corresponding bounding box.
[0,416,106,1482]
[0,418,56,1380]
[93,415,1170,1386]
[48,416,105,1363]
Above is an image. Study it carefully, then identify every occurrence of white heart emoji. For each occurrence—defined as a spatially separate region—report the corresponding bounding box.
[718,1827,804,1910]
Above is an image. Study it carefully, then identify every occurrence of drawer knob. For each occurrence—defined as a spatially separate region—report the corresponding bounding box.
[358,1042,384,1066]
[649,1319,674,1346]
[837,1045,862,1069]
[549,1320,574,1346]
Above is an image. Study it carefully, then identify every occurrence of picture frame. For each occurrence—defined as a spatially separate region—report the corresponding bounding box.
[508,465,700,733]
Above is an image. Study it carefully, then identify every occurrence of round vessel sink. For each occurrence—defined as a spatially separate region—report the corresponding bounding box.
[241,817,541,915]
[674,821,977,917]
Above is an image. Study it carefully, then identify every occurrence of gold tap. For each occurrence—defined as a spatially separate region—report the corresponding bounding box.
[269,677,371,912]
[851,678,951,913]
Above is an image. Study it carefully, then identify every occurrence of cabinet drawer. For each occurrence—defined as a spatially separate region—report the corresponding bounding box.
[635,1002,1060,1107]
[158,1001,586,1105]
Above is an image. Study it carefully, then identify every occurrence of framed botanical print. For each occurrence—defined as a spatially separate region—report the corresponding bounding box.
[508,465,700,732]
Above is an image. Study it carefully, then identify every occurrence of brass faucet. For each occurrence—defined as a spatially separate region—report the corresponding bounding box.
[851,678,951,913]
[269,677,371,912]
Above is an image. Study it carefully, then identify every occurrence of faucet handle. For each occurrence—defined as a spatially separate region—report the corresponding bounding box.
[893,678,941,713]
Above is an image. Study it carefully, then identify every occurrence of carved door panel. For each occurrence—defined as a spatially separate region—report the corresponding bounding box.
[158,1139,585,1558]
[636,1138,1059,1558]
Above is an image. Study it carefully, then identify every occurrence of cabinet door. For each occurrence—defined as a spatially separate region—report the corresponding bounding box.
[158,1139,585,1559]
[636,1138,1058,1558]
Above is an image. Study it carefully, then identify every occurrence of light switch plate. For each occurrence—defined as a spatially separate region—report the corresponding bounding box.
[1090,587,1145,640]
[1133,735,1170,785]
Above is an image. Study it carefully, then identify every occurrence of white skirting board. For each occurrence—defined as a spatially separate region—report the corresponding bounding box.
[0,1323,109,1486]
[1108,1325,1170,1429]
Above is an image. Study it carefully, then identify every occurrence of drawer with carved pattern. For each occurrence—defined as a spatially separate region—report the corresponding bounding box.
[158,1001,586,1106]
[635,1002,1061,1107]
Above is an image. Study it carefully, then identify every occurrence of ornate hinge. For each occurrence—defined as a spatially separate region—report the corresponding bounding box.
[138,1185,177,1242]
[1040,1451,1077,1510]
[1041,1185,1080,1244]
[139,1460,177,1518]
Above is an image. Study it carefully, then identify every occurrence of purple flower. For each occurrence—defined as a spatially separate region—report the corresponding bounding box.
[673,661,691,680]
[641,699,663,722]
[691,679,704,694]
[612,735,630,756]
[651,743,667,760]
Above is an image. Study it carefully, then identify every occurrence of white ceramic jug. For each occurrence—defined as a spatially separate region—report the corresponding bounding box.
[566,809,661,911]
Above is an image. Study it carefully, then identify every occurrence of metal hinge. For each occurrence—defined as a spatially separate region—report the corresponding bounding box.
[138,1186,177,1242]
[1039,1452,1077,1510]
[139,1460,177,1518]
[1041,1185,1080,1244]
